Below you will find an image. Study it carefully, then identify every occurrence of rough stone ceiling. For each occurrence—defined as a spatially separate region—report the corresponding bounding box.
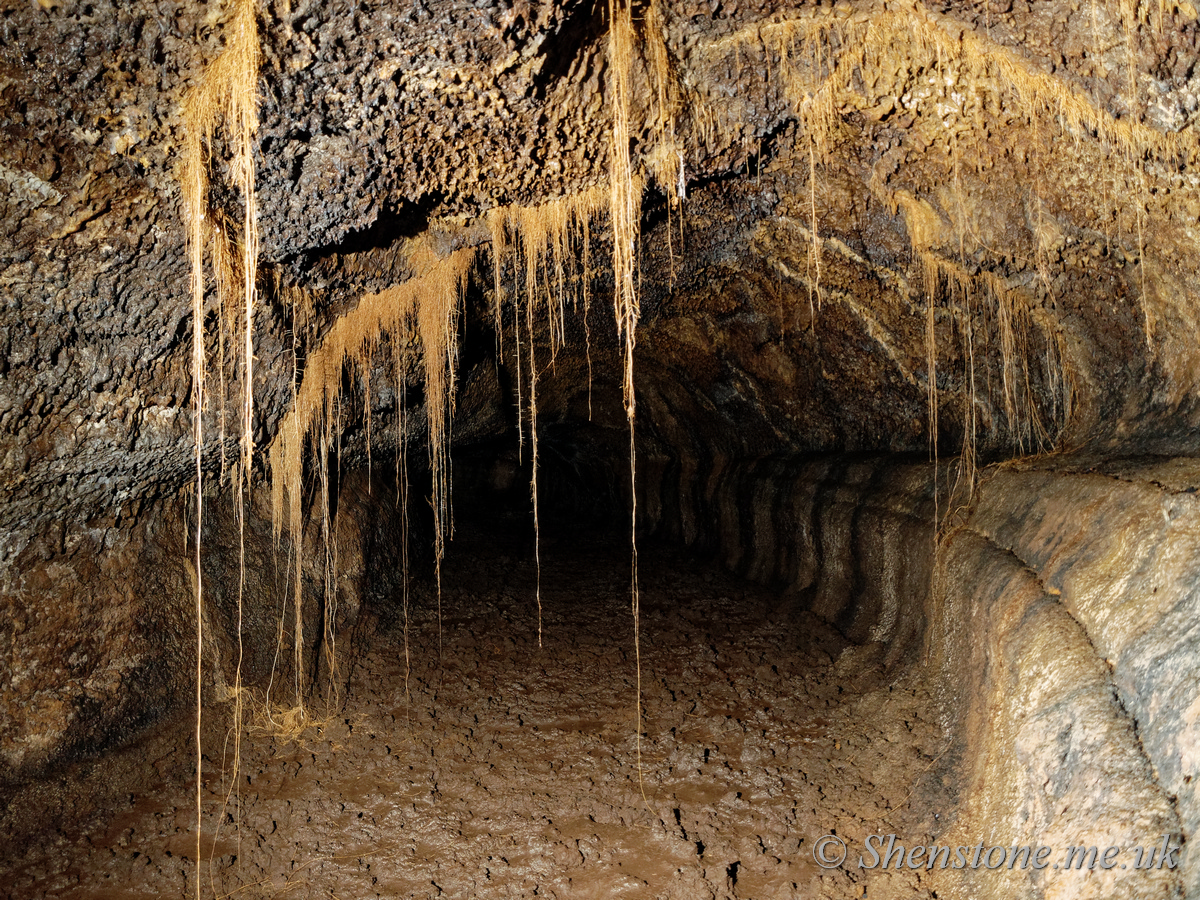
[4,0,1200,556]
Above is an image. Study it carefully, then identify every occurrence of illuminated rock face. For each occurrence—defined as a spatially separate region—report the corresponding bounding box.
[3,1,1200,896]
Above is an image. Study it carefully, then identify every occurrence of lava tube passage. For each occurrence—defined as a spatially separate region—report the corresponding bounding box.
[3,0,1199,898]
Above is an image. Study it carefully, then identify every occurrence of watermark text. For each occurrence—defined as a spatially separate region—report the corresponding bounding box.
[810,834,1181,872]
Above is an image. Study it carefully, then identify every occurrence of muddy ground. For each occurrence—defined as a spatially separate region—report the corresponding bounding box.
[1,515,952,899]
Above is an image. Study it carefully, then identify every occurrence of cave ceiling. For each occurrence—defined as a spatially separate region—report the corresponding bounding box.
[4,0,1200,558]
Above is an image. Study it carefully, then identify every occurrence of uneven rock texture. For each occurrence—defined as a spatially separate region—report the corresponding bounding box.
[6,0,1200,552]
[645,448,1195,896]
[936,529,1179,900]
[0,508,192,782]
[970,461,1200,895]
[5,0,1200,896]
[0,466,414,792]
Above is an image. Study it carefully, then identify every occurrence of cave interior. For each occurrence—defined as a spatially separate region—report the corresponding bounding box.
[3,0,1200,897]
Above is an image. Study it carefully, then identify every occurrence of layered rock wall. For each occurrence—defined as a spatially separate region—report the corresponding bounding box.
[645,449,1192,896]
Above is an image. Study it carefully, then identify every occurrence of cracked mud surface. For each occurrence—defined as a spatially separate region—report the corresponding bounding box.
[2,517,950,900]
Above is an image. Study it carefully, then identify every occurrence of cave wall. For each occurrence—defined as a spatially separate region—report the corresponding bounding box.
[972,462,1200,893]
[1,505,192,785]
[638,441,1197,896]
[0,468,415,798]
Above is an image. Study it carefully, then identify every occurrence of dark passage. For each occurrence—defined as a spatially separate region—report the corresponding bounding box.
[3,498,950,900]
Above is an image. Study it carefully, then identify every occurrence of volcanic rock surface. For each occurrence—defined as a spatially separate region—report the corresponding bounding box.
[3,0,1200,897]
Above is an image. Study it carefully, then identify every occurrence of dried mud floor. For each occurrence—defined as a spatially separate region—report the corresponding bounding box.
[3,520,952,900]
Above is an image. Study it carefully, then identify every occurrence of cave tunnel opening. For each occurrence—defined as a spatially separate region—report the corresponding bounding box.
[4,217,1196,898]
[4,198,1197,899]
[7,0,1200,896]
[3,285,965,899]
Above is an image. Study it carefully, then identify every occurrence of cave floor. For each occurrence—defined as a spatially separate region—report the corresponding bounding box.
[4,520,951,900]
